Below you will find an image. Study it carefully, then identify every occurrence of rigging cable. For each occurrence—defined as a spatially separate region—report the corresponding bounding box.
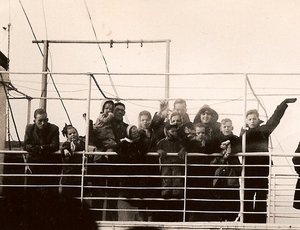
[18,0,72,125]
[83,0,120,100]
[246,75,284,152]
[84,0,131,123]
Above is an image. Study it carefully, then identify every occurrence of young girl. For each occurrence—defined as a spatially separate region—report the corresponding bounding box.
[93,100,116,152]
[60,124,86,197]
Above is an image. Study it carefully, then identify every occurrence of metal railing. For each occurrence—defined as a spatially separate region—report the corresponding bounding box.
[1,150,300,229]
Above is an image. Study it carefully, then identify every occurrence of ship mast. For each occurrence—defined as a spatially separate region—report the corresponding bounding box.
[40,40,49,110]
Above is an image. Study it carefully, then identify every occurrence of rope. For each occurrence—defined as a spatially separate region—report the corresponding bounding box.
[18,0,72,125]
[83,0,120,99]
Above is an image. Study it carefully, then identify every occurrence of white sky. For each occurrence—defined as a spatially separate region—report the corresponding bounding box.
[0,0,300,161]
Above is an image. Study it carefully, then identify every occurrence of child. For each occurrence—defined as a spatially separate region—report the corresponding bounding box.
[173,98,190,125]
[151,99,190,141]
[210,118,241,222]
[184,123,218,221]
[240,98,297,223]
[116,125,148,221]
[93,100,116,152]
[60,124,87,197]
[169,111,185,139]
[157,124,186,221]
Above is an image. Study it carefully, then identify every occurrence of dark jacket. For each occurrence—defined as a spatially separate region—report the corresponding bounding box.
[116,138,148,203]
[23,123,59,162]
[240,102,288,176]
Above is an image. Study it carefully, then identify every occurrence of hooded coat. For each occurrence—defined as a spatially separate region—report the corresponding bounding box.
[193,104,221,141]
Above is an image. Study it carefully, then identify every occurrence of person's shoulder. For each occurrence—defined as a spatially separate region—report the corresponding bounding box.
[47,123,59,132]
[25,123,35,132]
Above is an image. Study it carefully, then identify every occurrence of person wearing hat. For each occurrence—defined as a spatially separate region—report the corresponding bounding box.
[116,125,148,221]
[193,104,221,141]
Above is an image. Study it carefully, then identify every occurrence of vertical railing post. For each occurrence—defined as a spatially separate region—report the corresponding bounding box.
[183,152,188,222]
[165,40,170,102]
[240,74,248,223]
[80,74,92,202]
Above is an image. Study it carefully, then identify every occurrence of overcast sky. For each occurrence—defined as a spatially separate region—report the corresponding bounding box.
[1,0,300,160]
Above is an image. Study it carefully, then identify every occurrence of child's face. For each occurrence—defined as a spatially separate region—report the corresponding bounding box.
[168,127,178,137]
[200,111,212,124]
[174,103,186,115]
[220,121,233,136]
[195,126,206,141]
[67,128,79,142]
[246,114,259,128]
[170,115,182,127]
[140,115,151,129]
[103,103,113,115]
[130,126,140,142]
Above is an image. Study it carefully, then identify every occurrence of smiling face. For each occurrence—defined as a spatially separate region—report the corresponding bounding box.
[113,105,125,120]
[220,121,233,136]
[200,111,212,124]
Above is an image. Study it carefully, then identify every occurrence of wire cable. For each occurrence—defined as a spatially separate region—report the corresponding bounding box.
[83,0,120,100]
[18,0,72,125]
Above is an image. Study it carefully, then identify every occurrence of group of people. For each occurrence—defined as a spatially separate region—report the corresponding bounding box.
[21,97,299,223]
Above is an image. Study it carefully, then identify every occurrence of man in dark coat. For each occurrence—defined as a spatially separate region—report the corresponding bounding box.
[23,108,60,190]
[240,98,296,223]
[107,101,129,221]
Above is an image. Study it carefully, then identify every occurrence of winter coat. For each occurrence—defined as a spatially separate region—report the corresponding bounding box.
[116,137,148,205]
[157,136,185,198]
[23,123,60,163]
[240,102,289,177]
[193,105,221,141]
[60,139,86,189]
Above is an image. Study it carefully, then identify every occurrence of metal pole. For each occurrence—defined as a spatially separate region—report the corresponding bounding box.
[240,74,248,223]
[80,74,92,202]
[165,40,170,101]
[40,40,49,110]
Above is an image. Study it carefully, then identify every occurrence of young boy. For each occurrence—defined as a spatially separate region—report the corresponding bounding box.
[240,98,297,223]
[156,124,186,221]
[184,123,218,221]
[210,118,241,221]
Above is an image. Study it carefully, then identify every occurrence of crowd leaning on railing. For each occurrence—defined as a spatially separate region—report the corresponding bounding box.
[20,97,300,224]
